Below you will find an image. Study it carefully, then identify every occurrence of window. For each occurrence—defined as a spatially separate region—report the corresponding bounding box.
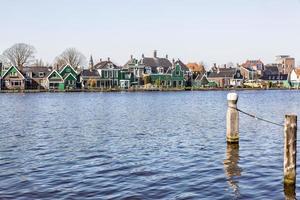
[104,71,108,78]
[68,80,75,85]
[10,71,17,77]
[114,71,118,78]
[39,72,45,77]
[11,80,21,86]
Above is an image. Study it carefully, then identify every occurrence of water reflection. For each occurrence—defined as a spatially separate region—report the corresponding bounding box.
[224,143,242,198]
[284,183,296,200]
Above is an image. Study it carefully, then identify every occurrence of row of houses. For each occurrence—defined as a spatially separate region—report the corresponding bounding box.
[0,52,299,90]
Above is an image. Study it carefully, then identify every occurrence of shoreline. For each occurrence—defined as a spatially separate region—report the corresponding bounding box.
[0,87,298,93]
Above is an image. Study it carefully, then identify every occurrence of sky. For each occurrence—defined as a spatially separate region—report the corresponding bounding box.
[0,0,300,67]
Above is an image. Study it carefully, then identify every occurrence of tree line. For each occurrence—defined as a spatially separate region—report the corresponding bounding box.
[0,43,86,70]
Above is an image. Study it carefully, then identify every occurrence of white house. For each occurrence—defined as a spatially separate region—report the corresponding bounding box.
[290,68,300,88]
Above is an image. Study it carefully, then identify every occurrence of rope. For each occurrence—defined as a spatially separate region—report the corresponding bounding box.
[229,106,284,127]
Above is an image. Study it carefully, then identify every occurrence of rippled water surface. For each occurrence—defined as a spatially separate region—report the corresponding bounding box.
[1,90,300,199]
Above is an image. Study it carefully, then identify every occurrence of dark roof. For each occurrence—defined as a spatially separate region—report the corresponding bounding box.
[174,60,189,72]
[94,61,120,70]
[81,69,99,77]
[263,65,279,76]
[23,66,53,78]
[207,68,237,78]
[261,74,288,81]
[141,57,172,73]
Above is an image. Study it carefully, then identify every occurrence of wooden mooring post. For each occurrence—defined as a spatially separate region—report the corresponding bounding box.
[284,114,297,186]
[226,93,239,143]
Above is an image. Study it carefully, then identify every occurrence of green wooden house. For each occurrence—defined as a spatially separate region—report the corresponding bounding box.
[44,65,78,90]
[150,63,185,87]
[118,69,134,89]
[59,65,78,89]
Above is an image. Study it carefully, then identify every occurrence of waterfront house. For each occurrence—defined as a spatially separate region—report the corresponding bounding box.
[23,66,52,89]
[80,69,101,89]
[1,66,25,90]
[44,70,64,90]
[206,67,243,87]
[140,50,172,74]
[150,62,185,87]
[240,66,259,81]
[289,68,300,88]
[94,58,121,88]
[187,62,206,78]
[123,56,145,86]
[59,65,78,89]
[174,60,192,87]
[193,72,210,87]
[119,69,134,89]
[241,59,264,76]
[260,65,289,88]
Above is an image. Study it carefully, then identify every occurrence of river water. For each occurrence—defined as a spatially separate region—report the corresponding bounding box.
[0,90,299,199]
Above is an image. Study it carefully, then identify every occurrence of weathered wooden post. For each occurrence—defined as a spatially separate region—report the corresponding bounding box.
[226,93,239,143]
[284,114,297,185]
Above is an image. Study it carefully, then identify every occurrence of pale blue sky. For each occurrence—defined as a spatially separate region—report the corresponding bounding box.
[1,0,300,66]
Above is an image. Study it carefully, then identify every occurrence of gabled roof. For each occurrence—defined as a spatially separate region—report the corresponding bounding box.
[81,69,100,77]
[23,66,53,78]
[47,70,63,80]
[293,68,300,76]
[207,68,237,78]
[263,65,279,76]
[174,60,189,72]
[141,57,172,73]
[64,73,77,80]
[187,63,206,73]
[94,60,120,70]
[59,64,77,74]
[242,59,264,68]
[194,72,207,81]
[2,66,25,79]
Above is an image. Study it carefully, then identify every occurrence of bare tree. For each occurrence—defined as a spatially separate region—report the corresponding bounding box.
[0,55,11,70]
[54,48,86,70]
[2,43,36,70]
[31,59,45,67]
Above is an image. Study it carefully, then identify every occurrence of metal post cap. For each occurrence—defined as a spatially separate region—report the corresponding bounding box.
[227,93,238,101]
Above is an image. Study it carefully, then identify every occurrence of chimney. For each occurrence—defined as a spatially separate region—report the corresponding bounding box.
[100,58,102,62]
[166,54,168,59]
[154,50,157,58]
[108,57,110,62]
[130,55,133,61]
[142,54,145,58]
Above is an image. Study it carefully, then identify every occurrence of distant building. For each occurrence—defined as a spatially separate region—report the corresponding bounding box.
[206,67,243,87]
[94,58,121,88]
[240,66,258,81]
[23,66,52,89]
[289,68,300,88]
[80,69,101,89]
[44,65,78,90]
[260,64,289,88]
[123,56,145,86]
[241,59,264,76]
[140,50,172,74]
[1,66,25,90]
[276,55,295,74]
